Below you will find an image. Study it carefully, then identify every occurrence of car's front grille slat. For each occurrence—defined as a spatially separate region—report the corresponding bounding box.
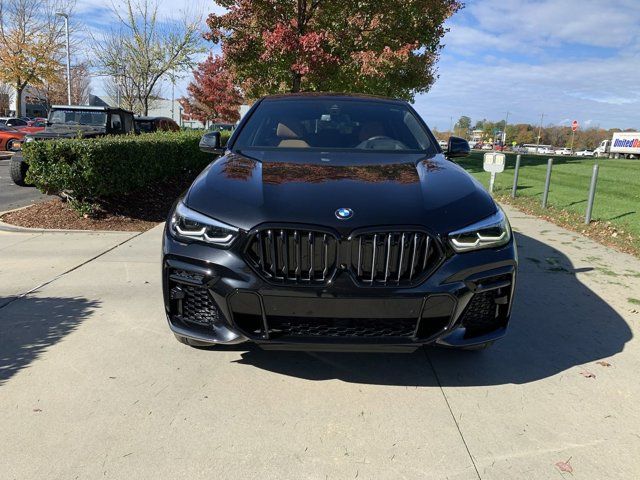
[384,234,392,282]
[397,233,406,282]
[294,231,301,279]
[322,234,329,279]
[280,230,288,276]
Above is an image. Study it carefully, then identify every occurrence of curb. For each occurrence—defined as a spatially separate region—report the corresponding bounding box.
[0,218,145,234]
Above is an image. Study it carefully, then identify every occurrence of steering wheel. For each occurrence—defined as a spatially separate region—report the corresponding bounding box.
[356,135,409,150]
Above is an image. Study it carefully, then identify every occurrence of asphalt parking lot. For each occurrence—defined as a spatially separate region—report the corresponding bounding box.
[1,205,639,479]
[0,156,52,212]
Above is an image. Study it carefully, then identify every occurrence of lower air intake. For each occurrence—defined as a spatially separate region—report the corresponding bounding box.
[168,268,223,328]
[267,317,417,338]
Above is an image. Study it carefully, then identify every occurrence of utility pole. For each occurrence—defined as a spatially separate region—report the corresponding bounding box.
[56,12,71,105]
[536,113,545,154]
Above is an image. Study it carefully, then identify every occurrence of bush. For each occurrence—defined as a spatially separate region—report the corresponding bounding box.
[23,130,231,208]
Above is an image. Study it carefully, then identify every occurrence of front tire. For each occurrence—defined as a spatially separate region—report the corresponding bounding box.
[10,157,30,186]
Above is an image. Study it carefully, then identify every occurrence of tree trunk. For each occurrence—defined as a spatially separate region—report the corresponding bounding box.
[14,84,24,117]
[291,73,302,93]
[143,96,149,116]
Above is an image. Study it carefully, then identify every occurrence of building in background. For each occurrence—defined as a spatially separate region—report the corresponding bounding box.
[469,129,484,144]
[0,83,48,117]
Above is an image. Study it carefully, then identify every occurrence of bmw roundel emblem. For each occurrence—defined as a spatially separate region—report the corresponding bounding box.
[335,207,354,220]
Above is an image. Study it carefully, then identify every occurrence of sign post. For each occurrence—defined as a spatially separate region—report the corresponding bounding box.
[483,152,506,193]
[570,120,578,153]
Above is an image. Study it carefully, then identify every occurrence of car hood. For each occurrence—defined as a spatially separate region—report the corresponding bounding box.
[29,124,106,139]
[185,150,496,235]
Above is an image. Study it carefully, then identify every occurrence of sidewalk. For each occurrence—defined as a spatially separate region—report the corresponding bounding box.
[0,206,639,479]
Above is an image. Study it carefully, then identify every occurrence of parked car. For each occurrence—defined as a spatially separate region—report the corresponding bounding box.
[26,117,48,127]
[135,116,180,133]
[163,93,517,352]
[0,117,29,127]
[575,149,594,157]
[17,121,47,134]
[554,148,572,155]
[481,143,493,150]
[472,142,483,149]
[438,139,448,150]
[10,105,135,186]
[0,125,26,151]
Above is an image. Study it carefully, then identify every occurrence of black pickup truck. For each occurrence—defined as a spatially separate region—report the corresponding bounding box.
[11,105,135,185]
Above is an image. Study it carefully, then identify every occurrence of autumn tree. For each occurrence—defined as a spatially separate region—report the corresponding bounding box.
[206,0,462,100]
[179,54,243,125]
[454,115,471,138]
[0,0,72,116]
[93,0,203,115]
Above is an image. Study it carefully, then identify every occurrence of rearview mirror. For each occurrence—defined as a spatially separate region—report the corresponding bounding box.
[446,136,470,159]
[199,131,224,154]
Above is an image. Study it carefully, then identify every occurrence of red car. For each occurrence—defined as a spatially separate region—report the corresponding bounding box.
[17,120,47,134]
[0,126,26,151]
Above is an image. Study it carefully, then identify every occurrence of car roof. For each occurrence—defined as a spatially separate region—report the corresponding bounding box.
[260,92,405,104]
[51,105,134,114]
[135,116,175,121]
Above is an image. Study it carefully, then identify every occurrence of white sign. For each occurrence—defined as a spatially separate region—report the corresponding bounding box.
[483,152,506,173]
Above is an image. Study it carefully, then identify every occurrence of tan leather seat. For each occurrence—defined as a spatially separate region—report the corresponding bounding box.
[277,121,309,148]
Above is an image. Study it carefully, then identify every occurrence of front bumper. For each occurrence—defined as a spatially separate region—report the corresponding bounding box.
[162,228,517,351]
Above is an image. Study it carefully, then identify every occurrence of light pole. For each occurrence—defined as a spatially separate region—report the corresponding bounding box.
[56,12,71,105]
[536,113,545,154]
[502,111,509,146]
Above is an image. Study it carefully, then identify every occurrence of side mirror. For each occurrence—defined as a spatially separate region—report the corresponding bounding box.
[199,131,224,154]
[446,136,470,158]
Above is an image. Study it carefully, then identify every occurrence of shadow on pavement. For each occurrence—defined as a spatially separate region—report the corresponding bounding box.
[0,296,99,385]
[231,233,632,386]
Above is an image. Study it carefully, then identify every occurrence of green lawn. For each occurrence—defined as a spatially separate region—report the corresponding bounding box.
[457,152,640,241]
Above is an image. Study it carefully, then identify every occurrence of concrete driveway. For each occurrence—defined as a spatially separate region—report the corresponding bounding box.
[1,206,639,479]
[0,155,52,212]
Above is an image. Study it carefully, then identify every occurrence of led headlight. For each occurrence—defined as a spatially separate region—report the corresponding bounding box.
[169,201,238,246]
[448,208,511,253]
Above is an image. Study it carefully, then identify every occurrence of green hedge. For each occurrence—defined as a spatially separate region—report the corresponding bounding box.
[23,130,231,204]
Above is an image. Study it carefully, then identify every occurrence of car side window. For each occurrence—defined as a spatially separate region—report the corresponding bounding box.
[123,114,133,133]
[110,113,123,133]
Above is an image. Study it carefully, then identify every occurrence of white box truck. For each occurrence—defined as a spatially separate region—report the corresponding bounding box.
[594,132,640,158]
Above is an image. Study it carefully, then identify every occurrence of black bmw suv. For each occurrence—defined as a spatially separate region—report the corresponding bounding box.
[163,93,517,352]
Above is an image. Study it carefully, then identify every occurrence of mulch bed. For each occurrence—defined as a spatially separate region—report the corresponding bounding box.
[1,174,198,232]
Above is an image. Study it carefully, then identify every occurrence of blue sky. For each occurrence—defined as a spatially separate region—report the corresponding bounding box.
[77,0,640,130]
[417,0,640,130]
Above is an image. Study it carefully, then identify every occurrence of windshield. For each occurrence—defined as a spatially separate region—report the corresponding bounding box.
[234,98,433,153]
[49,109,107,126]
